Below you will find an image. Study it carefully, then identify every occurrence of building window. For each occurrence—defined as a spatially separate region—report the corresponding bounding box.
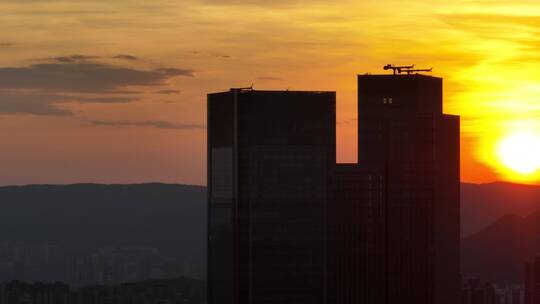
[383,97,393,104]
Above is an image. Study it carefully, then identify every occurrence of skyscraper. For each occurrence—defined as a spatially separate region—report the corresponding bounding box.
[326,164,384,304]
[207,89,336,304]
[357,74,461,304]
[207,71,460,304]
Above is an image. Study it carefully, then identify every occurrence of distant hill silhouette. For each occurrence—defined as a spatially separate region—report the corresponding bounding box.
[1,182,538,284]
[0,183,206,281]
[461,209,540,284]
[461,182,540,236]
[461,182,540,284]
[0,183,205,253]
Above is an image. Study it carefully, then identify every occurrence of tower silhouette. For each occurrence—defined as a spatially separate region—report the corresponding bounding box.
[356,74,460,304]
[207,90,335,304]
[207,72,460,304]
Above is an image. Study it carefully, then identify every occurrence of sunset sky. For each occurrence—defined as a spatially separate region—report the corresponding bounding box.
[1,0,539,186]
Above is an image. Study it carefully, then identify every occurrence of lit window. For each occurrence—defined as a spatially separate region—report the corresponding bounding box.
[389,98,393,104]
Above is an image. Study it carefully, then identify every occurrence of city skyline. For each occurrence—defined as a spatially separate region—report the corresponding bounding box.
[207,73,460,304]
[1,3,540,304]
[0,1,539,186]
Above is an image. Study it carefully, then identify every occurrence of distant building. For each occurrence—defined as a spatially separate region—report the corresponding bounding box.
[497,284,524,304]
[462,277,497,304]
[73,277,204,304]
[71,247,189,287]
[0,281,69,304]
[0,241,65,283]
[207,73,460,304]
[526,255,540,304]
[0,277,204,304]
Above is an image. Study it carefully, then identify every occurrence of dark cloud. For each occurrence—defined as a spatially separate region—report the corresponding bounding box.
[155,68,195,77]
[113,54,139,61]
[155,89,181,95]
[0,93,139,116]
[191,51,231,59]
[0,56,192,117]
[51,54,101,63]
[72,96,136,103]
[0,94,72,116]
[0,42,16,47]
[0,62,194,93]
[91,120,205,130]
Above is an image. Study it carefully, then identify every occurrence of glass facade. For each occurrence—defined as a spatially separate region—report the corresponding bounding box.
[208,90,335,304]
[207,92,235,304]
[357,74,460,304]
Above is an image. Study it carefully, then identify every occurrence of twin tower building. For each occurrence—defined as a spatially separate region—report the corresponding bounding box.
[207,73,460,304]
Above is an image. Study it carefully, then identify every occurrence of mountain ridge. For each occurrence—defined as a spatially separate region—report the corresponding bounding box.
[1,181,538,284]
[462,207,540,283]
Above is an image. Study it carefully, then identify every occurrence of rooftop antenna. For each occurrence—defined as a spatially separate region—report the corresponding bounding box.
[403,67,433,75]
[383,64,414,75]
[383,64,433,75]
[231,84,254,91]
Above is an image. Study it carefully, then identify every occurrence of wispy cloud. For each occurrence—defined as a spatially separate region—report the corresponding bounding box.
[91,120,205,130]
[51,54,101,63]
[155,89,181,95]
[68,96,137,103]
[336,118,357,125]
[154,68,195,77]
[199,0,321,7]
[112,54,139,61]
[0,42,17,47]
[0,94,72,116]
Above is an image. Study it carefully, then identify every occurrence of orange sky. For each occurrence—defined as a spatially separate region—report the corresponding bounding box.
[0,0,539,185]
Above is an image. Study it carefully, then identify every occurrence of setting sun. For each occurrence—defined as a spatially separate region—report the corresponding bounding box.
[495,132,540,178]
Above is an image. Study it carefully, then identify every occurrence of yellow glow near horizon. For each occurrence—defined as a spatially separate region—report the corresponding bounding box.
[480,125,540,184]
[497,132,540,174]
